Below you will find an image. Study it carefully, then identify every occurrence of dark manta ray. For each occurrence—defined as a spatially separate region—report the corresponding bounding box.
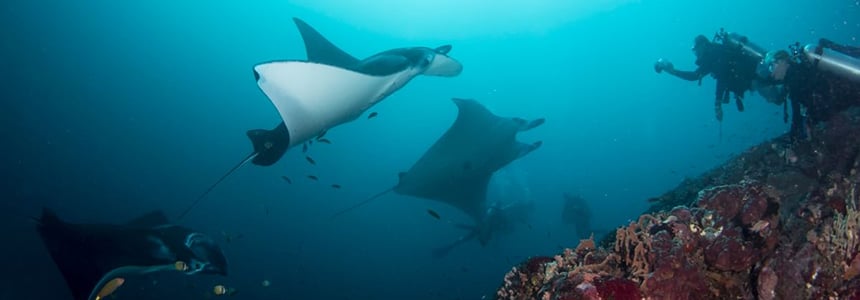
[177,17,463,219]
[36,208,227,300]
[332,98,545,221]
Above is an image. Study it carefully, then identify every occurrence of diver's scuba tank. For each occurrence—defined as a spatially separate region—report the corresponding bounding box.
[726,32,767,59]
[803,43,860,83]
[714,28,768,59]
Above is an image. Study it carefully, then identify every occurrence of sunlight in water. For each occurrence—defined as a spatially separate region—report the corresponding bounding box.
[290,0,639,39]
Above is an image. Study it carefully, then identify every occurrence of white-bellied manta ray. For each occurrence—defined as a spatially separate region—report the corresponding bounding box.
[177,17,463,219]
[36,208,227,300]
[331,98,544,222]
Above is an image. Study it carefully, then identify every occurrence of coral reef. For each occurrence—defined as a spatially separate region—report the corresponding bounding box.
[497,108,860,299]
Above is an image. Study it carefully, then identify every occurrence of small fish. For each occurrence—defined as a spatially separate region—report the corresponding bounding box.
[307,175,318,181]
[427,209,441,220]
[302,143,308,153]
[95,277,125,300]
[309,139,314,145]
[331,184,341,189]
[317,138,332,144]
[367,112,378,119]
[213,284,227,296]
[174,261,188,271]
[306,156,316,165]
[213,284,238,296]
[281,176,292,184]
[261,280,271,287]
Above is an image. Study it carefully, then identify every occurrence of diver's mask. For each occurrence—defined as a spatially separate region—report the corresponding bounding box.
[756,62,772,80]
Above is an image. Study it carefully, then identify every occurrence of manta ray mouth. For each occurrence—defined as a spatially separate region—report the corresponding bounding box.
[424,54,463,77]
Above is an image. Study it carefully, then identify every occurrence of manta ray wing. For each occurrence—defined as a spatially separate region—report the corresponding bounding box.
[37,209,226,300]
[392,98,544,221]
[253,61,405,148]
[292,17,360,68]
[36,209,158,300]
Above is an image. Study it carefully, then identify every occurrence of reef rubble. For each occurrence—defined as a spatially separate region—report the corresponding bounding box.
[497,108,860,300]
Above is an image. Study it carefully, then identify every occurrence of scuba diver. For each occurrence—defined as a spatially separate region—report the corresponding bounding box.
[431,200,535,258]
[562,193,593,240]
[654,29,771,121]
[763,38,860,141]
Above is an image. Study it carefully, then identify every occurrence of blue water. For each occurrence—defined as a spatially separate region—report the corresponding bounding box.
[1,0,857,299]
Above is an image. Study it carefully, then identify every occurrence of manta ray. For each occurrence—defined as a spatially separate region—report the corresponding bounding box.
[332,98,544,222]
[178,17,463,219]
[562,193,594,239]
[36,208,228,300]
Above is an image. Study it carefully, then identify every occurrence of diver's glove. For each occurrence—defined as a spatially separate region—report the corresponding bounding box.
[654,59,674,73]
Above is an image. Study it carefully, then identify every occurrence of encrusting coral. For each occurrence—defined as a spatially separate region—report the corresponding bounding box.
[497,108,860,299]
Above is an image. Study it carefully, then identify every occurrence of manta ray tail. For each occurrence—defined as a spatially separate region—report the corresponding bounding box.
[177,152,258,220]
[330,187,394,219]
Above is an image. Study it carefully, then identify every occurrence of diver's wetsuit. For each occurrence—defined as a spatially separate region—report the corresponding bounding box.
[783,42,860,140]
[699,43,760,114]
[670,42,760,119]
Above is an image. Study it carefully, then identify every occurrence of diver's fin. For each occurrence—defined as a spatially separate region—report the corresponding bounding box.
[246,122,290,166]
[292,17,360,68]
[177,152,258,220]
[330,187,395,219]
[125,211,170,228]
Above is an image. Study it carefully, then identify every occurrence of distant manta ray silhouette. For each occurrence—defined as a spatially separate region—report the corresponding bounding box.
[331,98,544,222]
[177,17,463,219]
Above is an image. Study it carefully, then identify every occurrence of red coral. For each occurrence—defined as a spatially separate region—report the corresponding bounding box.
[643,231,710,299]
[704,227,758,272]
[697,186,743,224]
[739,186,772,226]
[594,278,641,300]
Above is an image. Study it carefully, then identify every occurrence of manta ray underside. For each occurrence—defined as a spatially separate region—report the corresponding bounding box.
[178,17,463,219]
